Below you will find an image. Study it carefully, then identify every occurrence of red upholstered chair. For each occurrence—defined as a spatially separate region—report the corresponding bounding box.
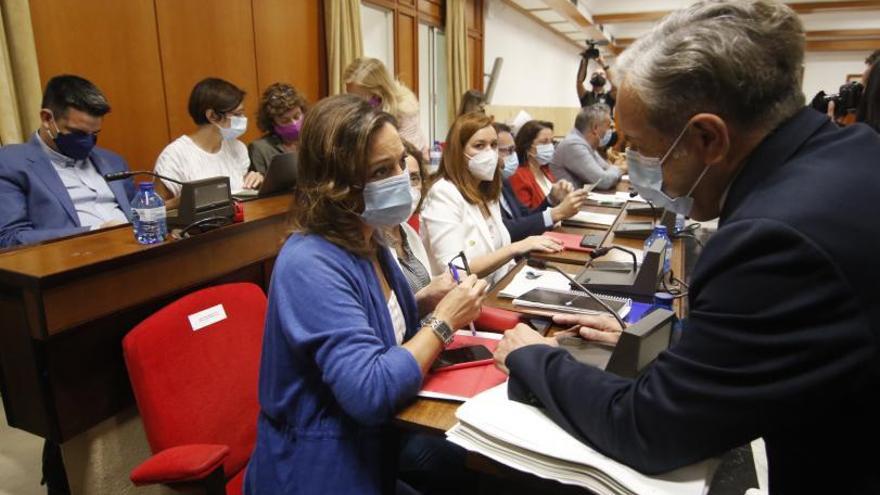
[122,283,266,495]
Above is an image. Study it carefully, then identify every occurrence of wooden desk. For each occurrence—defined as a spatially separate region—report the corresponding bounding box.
[395,190,688,434]
[0,194,292,442]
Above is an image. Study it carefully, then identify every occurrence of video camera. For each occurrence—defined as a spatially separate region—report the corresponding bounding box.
[810,81,864,119]
[581,39,607,61]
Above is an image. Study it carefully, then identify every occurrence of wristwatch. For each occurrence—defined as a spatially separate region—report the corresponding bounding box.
[425,317,454,346]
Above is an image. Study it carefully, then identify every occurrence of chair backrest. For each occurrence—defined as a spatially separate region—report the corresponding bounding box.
[123,283,266,478]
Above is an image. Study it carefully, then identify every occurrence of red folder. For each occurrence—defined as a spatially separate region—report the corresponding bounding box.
[473,306,522,333]
[544,231,593,252]
[420,335,507,401]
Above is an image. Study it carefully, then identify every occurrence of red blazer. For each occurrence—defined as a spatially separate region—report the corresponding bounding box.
[509,164,556,209]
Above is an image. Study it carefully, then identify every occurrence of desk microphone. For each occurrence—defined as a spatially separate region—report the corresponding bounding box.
[103,170,185,185]
[629,190,657,227]
[526,257,627,330]
[589,245,639,273]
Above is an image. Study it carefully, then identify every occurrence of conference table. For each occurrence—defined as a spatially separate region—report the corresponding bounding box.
[0,183,711,493]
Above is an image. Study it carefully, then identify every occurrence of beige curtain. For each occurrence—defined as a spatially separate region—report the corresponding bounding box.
[325,0,363,96]
[446,0,470,122]
[0,0,41,145]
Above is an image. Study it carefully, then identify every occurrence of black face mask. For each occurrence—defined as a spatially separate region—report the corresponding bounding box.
[590,75,606,88]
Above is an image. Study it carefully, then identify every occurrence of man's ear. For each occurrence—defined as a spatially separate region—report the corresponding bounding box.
[689,114,730,166]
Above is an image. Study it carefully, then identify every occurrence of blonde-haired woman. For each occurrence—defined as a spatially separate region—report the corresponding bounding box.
[344,57,428,155]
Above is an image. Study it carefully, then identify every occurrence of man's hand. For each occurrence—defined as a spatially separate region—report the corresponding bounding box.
[494,324,558,374]
[552,313,625,345]
[550,189,589,223]
[549,180,574,205]
[243,171,264,190]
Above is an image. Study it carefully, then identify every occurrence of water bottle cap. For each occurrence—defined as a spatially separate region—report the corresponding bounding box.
[653,225,668,234]
[138,181,155,191]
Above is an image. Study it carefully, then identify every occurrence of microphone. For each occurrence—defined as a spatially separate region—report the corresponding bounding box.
[526,257,627,330]
[589,245,639,273]
[629,190,657,227]
[103,170,185,185]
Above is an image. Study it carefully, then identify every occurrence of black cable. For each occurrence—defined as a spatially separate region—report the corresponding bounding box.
[175,216,232,238]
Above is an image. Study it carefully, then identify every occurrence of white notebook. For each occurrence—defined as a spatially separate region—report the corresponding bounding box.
[497,267,576,299]
[447,383,718,495]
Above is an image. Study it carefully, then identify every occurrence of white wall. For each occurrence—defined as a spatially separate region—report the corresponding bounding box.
[803,51,870,100]
[484,2,584,108]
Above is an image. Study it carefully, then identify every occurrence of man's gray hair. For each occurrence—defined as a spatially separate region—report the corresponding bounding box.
[613,0,805,133]
[574,103,611,133]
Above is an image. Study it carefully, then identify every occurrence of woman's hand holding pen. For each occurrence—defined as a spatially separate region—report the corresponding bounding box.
[416,272,457,311]
[432,274,487,330]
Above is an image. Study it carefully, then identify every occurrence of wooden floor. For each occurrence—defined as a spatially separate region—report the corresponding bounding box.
[0,395,44,495]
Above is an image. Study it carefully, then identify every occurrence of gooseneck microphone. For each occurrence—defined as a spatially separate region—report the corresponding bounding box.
[103,170,185,185]
[589,245,639,274]
[629,190,658,227]
[526,257,627,330]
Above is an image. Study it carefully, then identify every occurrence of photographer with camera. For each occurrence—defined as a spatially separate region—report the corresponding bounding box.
[810,80,864,126]
[576,43,616,113]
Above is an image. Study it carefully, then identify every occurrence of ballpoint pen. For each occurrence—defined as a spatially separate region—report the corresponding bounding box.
[447,262,477,337]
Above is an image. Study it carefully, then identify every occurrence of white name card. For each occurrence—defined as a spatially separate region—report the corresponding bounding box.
[188,304,227,331]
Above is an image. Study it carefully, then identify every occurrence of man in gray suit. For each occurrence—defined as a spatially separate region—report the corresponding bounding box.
[550,103,624,190]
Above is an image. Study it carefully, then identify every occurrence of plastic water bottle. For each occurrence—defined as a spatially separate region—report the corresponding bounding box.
[644,225,672,276]
[131,182,167,245]
[428,141,443,174]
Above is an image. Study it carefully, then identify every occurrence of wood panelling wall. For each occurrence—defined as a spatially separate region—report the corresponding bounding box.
[30,0,327,171]
[465,0,485,92]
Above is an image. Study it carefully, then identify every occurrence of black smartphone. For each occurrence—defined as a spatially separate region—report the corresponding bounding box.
[431,345,493,371]
[580,233,604,248]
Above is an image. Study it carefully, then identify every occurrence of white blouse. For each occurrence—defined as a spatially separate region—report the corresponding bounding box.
[154,135,250,197]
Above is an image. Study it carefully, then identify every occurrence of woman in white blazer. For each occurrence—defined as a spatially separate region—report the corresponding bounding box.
[420,112,562,286]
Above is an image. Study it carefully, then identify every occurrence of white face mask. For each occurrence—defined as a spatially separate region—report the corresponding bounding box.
[218,115,247,141]
[409,186,422,216]
[534,143,554,165]
[466,149,499,181]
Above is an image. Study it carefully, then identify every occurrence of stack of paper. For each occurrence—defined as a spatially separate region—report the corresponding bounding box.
[447,383,718,495]
[497,267,576,299]
[588,192,627,207]
[564,211,618,227]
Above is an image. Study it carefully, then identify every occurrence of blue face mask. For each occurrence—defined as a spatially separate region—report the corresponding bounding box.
[501,153,519,178]
[534,143,554,165]
[361,172,414,227]
[50,121,97,161]
[599,128,613,148]
[626,123,709,217]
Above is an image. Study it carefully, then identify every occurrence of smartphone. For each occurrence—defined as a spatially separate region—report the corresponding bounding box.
[580,233,604,248]
[431,345,493,371]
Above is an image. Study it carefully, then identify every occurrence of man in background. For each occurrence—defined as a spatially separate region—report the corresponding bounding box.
[0,75,134,249]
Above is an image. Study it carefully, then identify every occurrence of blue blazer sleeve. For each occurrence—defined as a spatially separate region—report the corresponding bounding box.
[506,219,875,474]
[501,180,550,242]
[272,242,422,426]
[0,156,87,248]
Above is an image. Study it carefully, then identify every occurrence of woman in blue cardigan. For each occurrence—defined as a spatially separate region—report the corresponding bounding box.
[245,95,487,494]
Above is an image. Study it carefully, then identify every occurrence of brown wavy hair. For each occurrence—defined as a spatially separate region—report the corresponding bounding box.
[256,82,308,134]
[439,112,500,206]
[402,140,429,213]
[289,94,397,256]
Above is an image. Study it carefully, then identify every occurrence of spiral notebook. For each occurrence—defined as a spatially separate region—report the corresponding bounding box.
[513,287,632,319]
